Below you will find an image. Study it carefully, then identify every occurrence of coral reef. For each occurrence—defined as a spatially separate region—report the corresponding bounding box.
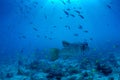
[96,62,113,76]
[0,42,120,80]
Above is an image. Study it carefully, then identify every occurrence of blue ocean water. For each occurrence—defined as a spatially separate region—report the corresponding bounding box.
[0,1,120,79]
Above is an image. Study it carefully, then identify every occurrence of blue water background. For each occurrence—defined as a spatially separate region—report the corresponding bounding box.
[0,0,120,64]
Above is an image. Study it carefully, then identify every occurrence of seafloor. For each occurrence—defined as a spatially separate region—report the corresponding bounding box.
[0,47,120,80]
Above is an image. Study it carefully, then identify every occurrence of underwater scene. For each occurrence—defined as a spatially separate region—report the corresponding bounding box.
[0,0,120,80]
